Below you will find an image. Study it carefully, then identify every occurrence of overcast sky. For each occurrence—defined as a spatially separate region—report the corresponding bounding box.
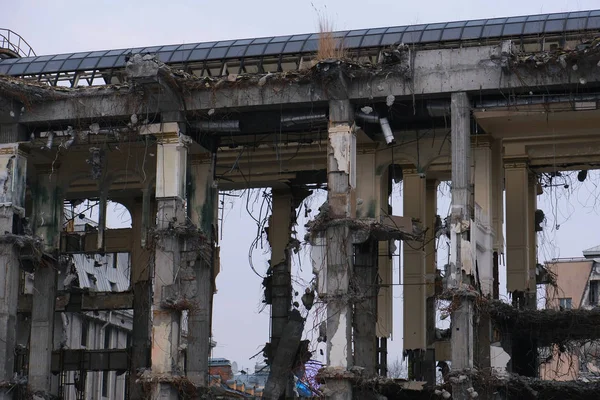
[8,0,600,372]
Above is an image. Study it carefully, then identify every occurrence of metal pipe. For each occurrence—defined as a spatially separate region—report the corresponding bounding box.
[280,113,327,127]
[426,100,451,117]
[194,120,240,132]
[379,118,396,145]
[355,111,380,123]
[356,111,396,145]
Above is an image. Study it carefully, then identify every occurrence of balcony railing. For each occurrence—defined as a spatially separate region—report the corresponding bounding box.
[0,28,35,58]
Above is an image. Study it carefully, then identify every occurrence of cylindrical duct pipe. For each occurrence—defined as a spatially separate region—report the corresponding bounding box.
[280,113,328,128]
[193,120,240,132]
[379,118,395,145]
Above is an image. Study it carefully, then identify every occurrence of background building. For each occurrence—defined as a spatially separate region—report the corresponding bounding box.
[540,245,600,381]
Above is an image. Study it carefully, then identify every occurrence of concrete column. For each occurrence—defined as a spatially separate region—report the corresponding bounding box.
[491,139,504,300]
[151,129,188,398]
[353,239,378,376]
[267,188,294,361]
[0,145,26,400]
[528,174,538,297]
[402,170,426,351]
[129,194,153,399]
[473,138,494,372]
[323,99,355,399]
[186,153,218,387]
[355,148,389,374]
[449,92,474,400]
[29,164,62,395]
[425,179,438,347]
[505,160,535,305]
[402,169,431,381]
[504,170,539,377]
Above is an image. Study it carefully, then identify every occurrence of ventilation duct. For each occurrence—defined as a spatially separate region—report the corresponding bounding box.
[280,113,328,128]
[355,111,396,145]
[193,120,241,132]
[426,100,451,117]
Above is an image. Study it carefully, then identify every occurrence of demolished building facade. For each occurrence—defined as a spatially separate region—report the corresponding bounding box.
[0,9,600,400]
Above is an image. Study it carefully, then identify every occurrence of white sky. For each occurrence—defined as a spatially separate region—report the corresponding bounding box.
[8,0,600,372]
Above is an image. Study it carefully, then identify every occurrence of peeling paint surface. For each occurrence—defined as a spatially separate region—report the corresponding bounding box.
[328,125,356,188]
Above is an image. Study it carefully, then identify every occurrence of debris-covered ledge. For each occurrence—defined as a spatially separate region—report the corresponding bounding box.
[317,367,429,400]
[486,300,600,346]
[505,35,600,71]
[149,222,211,263]
[443,370,600,400]
[305,210,423,243]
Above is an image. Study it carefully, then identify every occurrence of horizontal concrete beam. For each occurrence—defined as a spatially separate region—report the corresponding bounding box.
[19,291,133,313]
[13,45,600,125]
[51,349,128,373]
[61,228,132,253]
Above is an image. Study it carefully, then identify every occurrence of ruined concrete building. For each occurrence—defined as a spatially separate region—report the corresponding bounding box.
[0,8,600,400]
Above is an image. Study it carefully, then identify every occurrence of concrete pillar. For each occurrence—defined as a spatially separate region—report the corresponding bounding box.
[505,160,535,305]
[186,153,218,387]
[402,169,433,382]
[402,170,426,351]
[353,239,378,376]
[425,179,438,348]
[491,139,504,300]
[323,99,355,399]
[449,92,474,400]
[528,174,538,298]
[267,188,294,361]
[355,148,389,375]
[473,138,494,372]
[129,194,152,399]
[504,166,538,377]
[151,128,188,398]
[29,163,62,394]
[0,145,26,400]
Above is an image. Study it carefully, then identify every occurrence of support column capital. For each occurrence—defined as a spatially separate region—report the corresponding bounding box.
[189,153,212,165]
[504,159,530,170]
[400,165,425,176]
[471,134,494,148]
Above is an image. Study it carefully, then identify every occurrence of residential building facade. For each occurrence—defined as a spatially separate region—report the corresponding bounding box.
[540,245,600,381]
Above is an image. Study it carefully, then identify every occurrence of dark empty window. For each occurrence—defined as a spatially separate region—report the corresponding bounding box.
[102,372,109,397]
[104,326,112,349]
[80,319,89,347]
[590,281,599,305]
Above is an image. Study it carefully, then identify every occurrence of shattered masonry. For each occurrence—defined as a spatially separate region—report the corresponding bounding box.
[0,9,599,400]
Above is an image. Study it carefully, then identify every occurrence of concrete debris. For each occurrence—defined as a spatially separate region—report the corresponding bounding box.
[509,36,600,69]
[86,147,104,180]
[125,53,161,80]
[89,123,100,134]
[361,105,373,114]
[386,94,395,107]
